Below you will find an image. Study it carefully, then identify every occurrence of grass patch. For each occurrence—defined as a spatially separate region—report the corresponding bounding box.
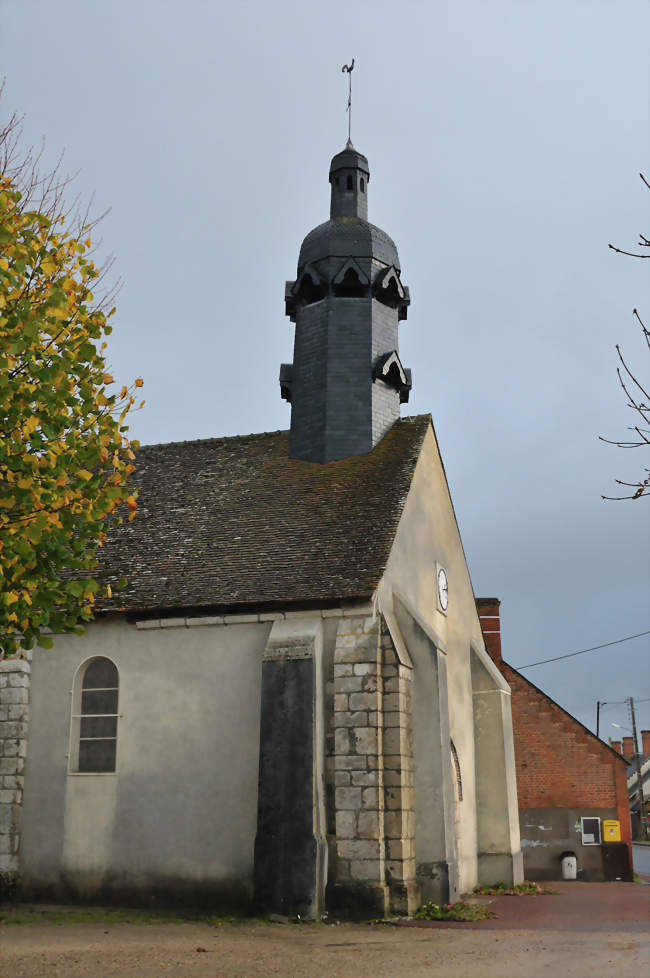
[0,906,262,927]
[474,881,557,896]
[414,901,495,922]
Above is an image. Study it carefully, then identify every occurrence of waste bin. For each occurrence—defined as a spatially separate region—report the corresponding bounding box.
[560,851,577,879]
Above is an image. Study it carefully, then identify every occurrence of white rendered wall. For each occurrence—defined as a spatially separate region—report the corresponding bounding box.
[20,617,269,905]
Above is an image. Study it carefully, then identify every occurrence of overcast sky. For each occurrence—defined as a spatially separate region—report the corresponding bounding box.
[3,0,649,737]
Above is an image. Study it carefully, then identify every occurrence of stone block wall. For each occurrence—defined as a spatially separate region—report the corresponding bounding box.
[327,614,418,915]
[0,658,30,893]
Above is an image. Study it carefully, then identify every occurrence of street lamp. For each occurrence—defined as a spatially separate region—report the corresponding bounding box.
[596,700,611,738]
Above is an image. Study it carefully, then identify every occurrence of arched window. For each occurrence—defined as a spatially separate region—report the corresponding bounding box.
[70,658,119,773]
[294,271,326,305]
[360,177,365,192]
[333,266,366,298]
[346,174,353,191]
[450,740,463,801]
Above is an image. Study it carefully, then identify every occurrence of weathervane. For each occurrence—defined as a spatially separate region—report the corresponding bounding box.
[342,59,355,144]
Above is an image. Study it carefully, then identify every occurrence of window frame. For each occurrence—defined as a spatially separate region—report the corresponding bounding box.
[68,656,120,776]
[450,740,463,802]
[580,816,601,846]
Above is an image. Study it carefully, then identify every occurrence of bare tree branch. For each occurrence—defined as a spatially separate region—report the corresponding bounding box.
[602,177,649,499]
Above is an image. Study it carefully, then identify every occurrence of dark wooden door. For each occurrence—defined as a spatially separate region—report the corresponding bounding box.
[601,842,633,881]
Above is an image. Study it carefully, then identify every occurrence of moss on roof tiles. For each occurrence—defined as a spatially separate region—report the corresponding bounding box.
[95,414,431,614]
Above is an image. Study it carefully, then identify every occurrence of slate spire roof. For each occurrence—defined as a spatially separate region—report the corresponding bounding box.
[96,415,431,616]
[283,143,412,463]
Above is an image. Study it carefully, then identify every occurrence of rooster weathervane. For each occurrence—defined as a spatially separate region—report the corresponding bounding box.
[342,59,355,144]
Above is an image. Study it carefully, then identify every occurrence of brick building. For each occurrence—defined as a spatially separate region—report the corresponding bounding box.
[611,730,650,839]
[477,598,632,881]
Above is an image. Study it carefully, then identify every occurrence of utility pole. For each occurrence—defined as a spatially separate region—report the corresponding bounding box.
[628,696,648,840]
[596,700,604,738]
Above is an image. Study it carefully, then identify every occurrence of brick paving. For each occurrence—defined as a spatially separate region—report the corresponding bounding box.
[401,880,650,932]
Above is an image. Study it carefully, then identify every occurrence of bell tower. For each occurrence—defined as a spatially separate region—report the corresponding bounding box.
[281,142,412,462]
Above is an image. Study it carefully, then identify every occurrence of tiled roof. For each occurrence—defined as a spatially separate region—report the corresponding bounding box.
[95,415,431,615]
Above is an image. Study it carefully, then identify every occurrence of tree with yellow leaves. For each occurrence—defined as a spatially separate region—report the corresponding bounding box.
[0,107,142,657]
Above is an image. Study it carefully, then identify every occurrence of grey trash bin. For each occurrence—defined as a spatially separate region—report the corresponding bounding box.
[560,851,577,880]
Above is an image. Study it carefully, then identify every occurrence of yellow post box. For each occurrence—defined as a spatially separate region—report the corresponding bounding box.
[603,819,621,842]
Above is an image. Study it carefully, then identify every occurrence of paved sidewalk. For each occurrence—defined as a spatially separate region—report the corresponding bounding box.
[401,880,650,932]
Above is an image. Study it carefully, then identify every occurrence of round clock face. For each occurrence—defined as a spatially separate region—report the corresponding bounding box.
[437,567,449,612]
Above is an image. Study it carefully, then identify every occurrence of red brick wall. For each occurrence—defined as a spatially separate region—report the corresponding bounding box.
[499,661,627,818]
[622,736,635,759]
[476,598,502,664]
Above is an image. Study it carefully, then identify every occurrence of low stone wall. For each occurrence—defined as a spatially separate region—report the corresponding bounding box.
[0,658,30,895]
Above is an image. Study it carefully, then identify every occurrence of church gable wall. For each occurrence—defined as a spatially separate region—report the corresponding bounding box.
[378,424,522,893]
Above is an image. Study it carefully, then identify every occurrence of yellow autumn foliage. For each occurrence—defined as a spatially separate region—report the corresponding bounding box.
[0,169,143,657]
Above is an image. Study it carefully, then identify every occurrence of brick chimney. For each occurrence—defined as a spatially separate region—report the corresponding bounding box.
[622,736,635,759]
[642,730,650,756]
[476,598,502,664]
[609,739,622,755]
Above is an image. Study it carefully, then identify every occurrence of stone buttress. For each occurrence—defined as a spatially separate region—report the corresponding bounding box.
[326,613,419,916]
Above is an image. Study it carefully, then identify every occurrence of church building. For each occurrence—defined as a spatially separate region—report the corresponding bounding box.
[1,141,523,917]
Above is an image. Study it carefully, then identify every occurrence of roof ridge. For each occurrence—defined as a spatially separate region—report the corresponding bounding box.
[136,415,431,452]
[137,428,289,451]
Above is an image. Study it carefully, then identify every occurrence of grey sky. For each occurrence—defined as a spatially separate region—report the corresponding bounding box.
[2,0,649,736]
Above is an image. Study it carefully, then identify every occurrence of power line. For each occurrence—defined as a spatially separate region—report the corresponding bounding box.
[514,629,650,670]
[603,698,650,706]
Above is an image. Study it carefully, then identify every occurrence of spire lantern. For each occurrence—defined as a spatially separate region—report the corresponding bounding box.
[329,142,369,220]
